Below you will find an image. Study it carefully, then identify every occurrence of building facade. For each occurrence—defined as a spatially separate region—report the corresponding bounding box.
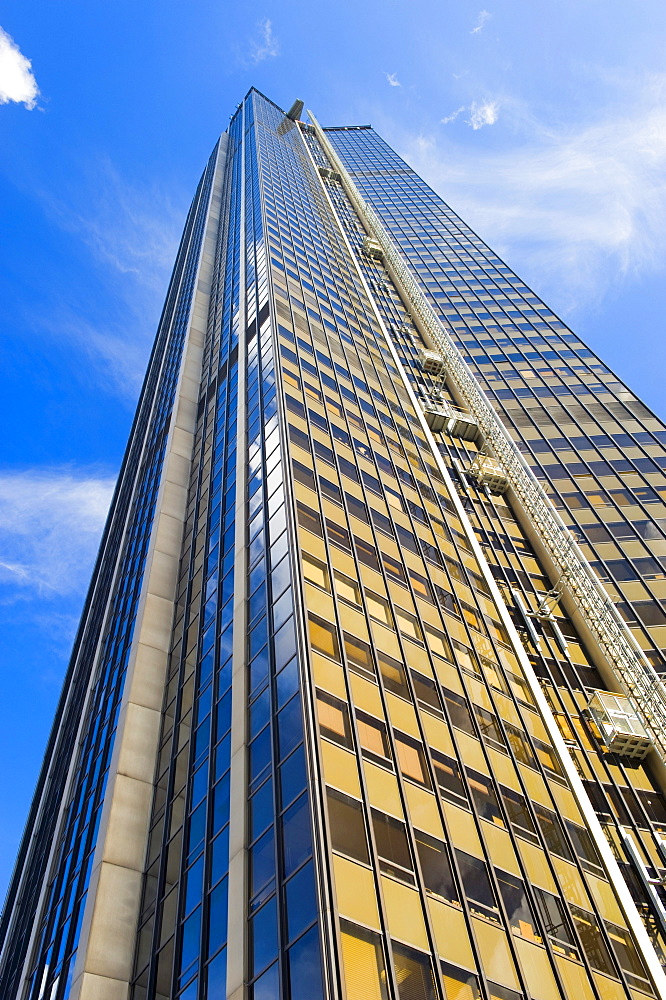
[2,87,666,1000]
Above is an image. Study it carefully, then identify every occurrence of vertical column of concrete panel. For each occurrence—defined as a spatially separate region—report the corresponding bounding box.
[68,137,228,1000]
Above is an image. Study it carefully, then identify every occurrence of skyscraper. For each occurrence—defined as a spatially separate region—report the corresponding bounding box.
[3,85,666,1000]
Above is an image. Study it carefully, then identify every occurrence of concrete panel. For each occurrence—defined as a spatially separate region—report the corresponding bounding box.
[143,549,180,602]
[101,773,153,871]
[115,703,162,784]
[84,863,143,981]
[124,642,169,712]
[138,593,177,653]
[70,971,128,1000]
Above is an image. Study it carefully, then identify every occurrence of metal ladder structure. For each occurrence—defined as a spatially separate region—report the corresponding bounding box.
[308,111,666,760]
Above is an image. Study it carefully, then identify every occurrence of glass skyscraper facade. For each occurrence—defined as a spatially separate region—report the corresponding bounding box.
[2,87,666,1000]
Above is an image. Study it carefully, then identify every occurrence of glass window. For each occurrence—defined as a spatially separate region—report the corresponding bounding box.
[411,672,443,716]
[432,751,468,807]
[565,821,603,874]
[327,517,351,551]
[455,851,499,922]
[604,921,650,989]
[344,633,375,678]
[285,861,318,944]
[334,570,360,604]
[395,733,428,785]
[495,869,540,941]
[340,920,389,1000]
[316,690,352,749]
[372,809,414,882]
[505,725,536,768]
[533,888,577,959]
[287,924,323,1000]
[302,553,329,590]
[570,906,617,978]
[415,832,458,905]
[356,711,390,763]
[327,787,369,863]
[500,786,537,843]
[379,652,409,698]
[308,614,339,660]
[251,897,278,977]
[392,942,437,1000]
[425,625,453,660]
[443,690,475,736]
[366,591,391,624]
[282,793,312,876]
[395,608,422,641]
[440,963,480,1000]
[534,804,572,861]
[466,769,504,827]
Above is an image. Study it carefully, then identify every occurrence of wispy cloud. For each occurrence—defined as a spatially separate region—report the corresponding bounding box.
[399,74,666,310]
[440,101,499,128]
[441,106,465,125]
[386,73,401,88]
[468,100,499,129]
[35,160,186,400]
[0,26,39,108]
[471,10,491,34]
[0,469,115,598]
[250,19,279,64]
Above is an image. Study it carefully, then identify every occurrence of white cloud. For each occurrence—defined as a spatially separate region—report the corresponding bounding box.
[397,74,666,311]
[471,10,491,34]
[386,73,401,88]
[468,100,499,129]
[441,106,465,125]
[0,469,115,598]
[250,19,279,64]
[36,159,185,400]
[0,26,39,109]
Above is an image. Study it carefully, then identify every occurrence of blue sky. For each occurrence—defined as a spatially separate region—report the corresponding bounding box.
[1,0,665,898]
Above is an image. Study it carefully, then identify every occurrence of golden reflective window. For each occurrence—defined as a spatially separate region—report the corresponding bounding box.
[395,608,422,641]
[308,614,339,660]
[366,591,391,624]
[316,690,352,748]
[302,552,329,591]
[395,733,428,785]
[334,570,361,605]
[357,711,390,760]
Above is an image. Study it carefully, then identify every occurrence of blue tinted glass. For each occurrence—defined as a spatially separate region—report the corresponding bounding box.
[287,924,323,1000]
[183,855,204,916]
[180,905,202,976]
[251,827,275,897]
[250,688,271,738]
[251,897,278,977]
[250,778,274,841]
[285,861,318,943]
[279,745,306,809]
[187,802,206,858]
[251,960,280,1000]
[249,728,272,786]
[281,793,311,875]
[212,771,230,832]
[216,688,232,735]
[206,946,227,996]
[273,617,296,671]
[276,657,299,708]
[277,694,303,759]
[210,825,229,886]
[250,647,270,693]
[207,875,228,957]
